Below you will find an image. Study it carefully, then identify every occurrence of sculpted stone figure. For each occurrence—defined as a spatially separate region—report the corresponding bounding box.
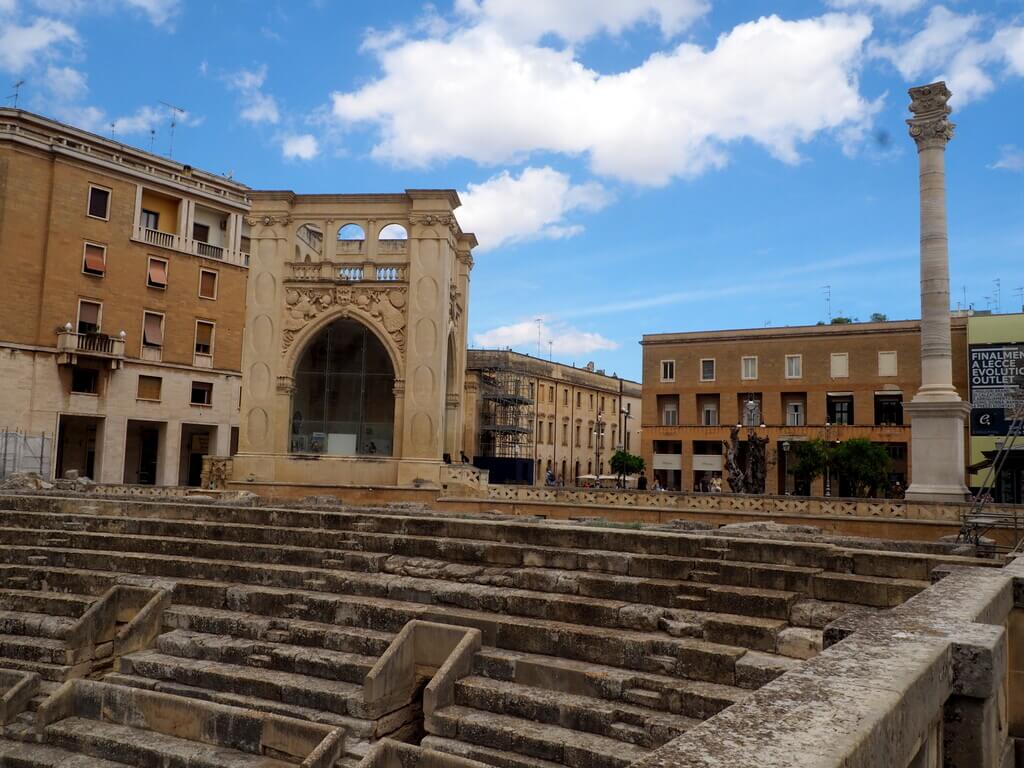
[724,426,745,493]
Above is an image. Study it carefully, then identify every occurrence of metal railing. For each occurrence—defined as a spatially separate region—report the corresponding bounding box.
[0,429,51,480]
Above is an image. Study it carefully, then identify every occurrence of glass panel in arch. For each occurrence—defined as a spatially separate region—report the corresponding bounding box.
[296,333,330,374]
[323,373,362,454]
[363,332,392,374]
[327,321,364,374]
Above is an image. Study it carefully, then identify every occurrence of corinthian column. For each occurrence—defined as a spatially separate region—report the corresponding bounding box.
[904,81,970,502]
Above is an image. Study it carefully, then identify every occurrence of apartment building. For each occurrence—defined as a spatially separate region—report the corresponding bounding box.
[641,319,970,494]
[463,349,641,485]
[0,109,250,485]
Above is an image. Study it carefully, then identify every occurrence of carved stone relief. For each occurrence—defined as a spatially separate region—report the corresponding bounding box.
[281,285,408,356]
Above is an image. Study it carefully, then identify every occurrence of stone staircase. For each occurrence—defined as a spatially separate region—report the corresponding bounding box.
[0,495,997,768]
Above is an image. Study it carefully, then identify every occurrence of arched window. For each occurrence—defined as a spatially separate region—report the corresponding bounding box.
[337,223,365,241]
[290,318,394,456]
[378,223,408,240]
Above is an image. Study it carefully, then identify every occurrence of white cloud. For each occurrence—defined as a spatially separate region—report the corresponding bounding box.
[0,16,76,71]
[282,133,318,160]
[0,0,15,15]
[826,0,924,15]
[474,318,619,356]
[872,7,1024,105]
[455,0,709,43]
[332,13,875,186]
[990,145,1024,172]
[457,166,610,251]
[33,0,179,26]
[45,64,86,100]
[224,65,280,125]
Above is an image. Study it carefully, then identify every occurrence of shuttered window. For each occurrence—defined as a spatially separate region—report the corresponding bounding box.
[143,312,163,347]
[77,300,101,334]
[147,258,167,289]
[137,375,162,401]
[87,186,110,219]
[83,243,106,276]
[199,269,218,299]
[195,321,214,355]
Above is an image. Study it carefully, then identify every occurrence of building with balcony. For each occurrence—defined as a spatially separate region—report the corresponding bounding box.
[232,190,477,490]
[0,108,249,486]
[462,349,642,485]
[640,319,971,494]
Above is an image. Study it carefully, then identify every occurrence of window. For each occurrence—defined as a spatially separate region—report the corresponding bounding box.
[875,395,903,426]
[830,352,849,378]
[147,257,168,289]
[77,300,101,334]
[575,425,581,446]
[700,358,716,382]
[199,269,218,299]
[561,424,568,446]
[601,396,606,412]
[141,209,159,230]
[190,381,213,406]
[536,420,542,443]
[529,382,535,400]
[576,392,581,407]
[142,311,164,348]
[702,404,718,426]
[660,360,675,382]
[87,185,110,220]
[195,321,215,356]
[662,403,679,426]
[786,401,805,426]
[549,386,554,403]
[71,367,99,394]
[589,394,594,409]
[741,356,758,380]
[137,375,162,401]
[828,395,853,425]
[878,351,898,377]
[82,243,106,277]
[548,421,554,444]
[785,355,803,379]
[192,222,210,243]
[588,422,593,448]
[740,395,762,427]
[563,389,568,406]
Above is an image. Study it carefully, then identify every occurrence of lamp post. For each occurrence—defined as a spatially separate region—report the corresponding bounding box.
[824,422,833,497]
[782,440,790,495]
[593,412,605,481]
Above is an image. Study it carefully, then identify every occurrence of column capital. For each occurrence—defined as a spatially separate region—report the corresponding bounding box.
[907,81,955,150]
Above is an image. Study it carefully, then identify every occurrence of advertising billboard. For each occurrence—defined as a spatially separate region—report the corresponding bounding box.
[969,342,1024,436]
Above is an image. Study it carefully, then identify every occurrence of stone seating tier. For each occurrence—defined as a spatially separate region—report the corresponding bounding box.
[0,495,998,768]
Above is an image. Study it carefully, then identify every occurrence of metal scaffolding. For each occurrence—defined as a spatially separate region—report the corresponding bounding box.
[478,368,535,459]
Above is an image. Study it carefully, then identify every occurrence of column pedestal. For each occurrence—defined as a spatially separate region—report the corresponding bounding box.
[905,399,970,501]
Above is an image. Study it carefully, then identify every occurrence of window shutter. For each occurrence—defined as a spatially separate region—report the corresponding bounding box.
[83,244,106,275]
[200,271,217,298]
[137,375,162,400]
[143,313,163,346]
[148,259,167,287]
[79,301,100,326]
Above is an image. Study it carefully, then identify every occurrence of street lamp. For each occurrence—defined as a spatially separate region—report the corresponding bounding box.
[593,412,605,481]
[781,440,790,495]
[823,422,833,497]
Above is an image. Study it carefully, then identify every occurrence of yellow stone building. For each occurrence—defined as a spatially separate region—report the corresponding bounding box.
[0,109,249,485]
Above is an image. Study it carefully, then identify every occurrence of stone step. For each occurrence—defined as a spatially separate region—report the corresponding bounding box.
[0,655,79,682]
[0,589,93,618]
[0,609,75,640]
[154,629,377,684]
[100,672,383,743]
[0,633,72,665]
[676,583,799,621]
[472,647,748,720]
[0,737,129,767]
[0,564,116,596]
[119,650,365,717]
[43,716,296,767]
[811,572,927,608]
[430,705,649,768]
[423,735,567,768]
[161,605,395,657]
[452,676,698,748]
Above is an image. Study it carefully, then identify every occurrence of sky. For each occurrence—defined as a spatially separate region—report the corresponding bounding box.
[2,0,1022,381]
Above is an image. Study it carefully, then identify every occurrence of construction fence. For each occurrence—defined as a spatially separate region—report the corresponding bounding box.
[0,429,52,481]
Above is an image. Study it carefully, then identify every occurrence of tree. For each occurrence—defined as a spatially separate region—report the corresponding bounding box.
[831,439,892,497]
[610,450,644,486]
[830,316,854,324]
[869,312,888,323]
[790,438,891,497]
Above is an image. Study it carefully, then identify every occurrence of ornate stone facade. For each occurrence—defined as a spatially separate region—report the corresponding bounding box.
[233,189,476,488]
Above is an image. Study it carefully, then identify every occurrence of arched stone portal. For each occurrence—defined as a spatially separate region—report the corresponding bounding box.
[233,189,476,488]
[290,318,396,457]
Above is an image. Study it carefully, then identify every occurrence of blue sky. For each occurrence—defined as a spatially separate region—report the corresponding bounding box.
[2,0,1023,381]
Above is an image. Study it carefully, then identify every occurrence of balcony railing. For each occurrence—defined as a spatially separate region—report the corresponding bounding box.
[285,261,408,283]
[131,225,248,267]
[56,331,125,369]
[195,241,224,260]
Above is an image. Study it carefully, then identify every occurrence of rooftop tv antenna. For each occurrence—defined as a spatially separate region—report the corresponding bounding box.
[6,80,25,109]
[535,318,542,357]
[993,278,1002,313]
[159,101,186,159]
[822,285,832,322]
[148,129,156,153]
[1015,286,1024,312]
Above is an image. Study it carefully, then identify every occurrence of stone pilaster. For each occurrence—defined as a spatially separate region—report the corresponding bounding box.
[904,82,970,501]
